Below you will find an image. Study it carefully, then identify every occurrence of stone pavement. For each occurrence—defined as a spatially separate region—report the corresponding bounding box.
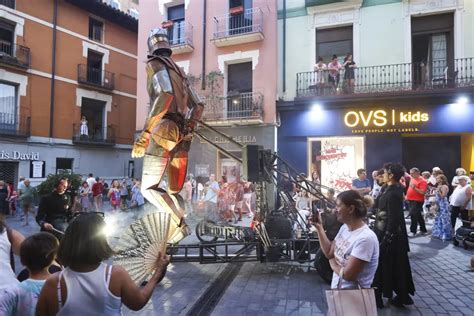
[212,234,473,316]
[5,208,473,315]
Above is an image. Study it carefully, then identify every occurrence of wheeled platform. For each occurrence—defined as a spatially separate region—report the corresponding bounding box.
[168,238,321,264]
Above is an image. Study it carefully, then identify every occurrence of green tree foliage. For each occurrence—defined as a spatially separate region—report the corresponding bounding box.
[34,172,82,197]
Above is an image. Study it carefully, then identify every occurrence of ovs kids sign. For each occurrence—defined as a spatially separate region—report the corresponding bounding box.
[343,108,430,134]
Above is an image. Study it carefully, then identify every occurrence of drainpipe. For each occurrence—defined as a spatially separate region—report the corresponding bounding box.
[201,0,207,90]
[49,0,58,138]
[282,0,286,93]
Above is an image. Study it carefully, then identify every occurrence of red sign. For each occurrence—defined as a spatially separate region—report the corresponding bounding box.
[316,146,347,162]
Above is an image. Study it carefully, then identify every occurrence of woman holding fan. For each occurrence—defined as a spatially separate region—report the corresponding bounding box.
[36,213,169,315]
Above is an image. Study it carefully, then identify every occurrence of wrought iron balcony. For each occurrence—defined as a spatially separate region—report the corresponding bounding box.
[0,42,30,69]
[202,92,264,124]
[211,8,264,47]
[0,0,15,9]
[296,58,474,99]
[0,114,30,137]
[305,0,343,6]
[72,124,115,146]
[77,64,115,90]
[168,21,194,55]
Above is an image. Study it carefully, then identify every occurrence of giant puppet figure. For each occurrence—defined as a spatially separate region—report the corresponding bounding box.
[132,28,204,242]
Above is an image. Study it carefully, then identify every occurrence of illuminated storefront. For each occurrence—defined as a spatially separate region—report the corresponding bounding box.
[277,98,474,187]
[188,125,276,184]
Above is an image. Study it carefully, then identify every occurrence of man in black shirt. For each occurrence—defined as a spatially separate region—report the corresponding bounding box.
[36,178,71,239]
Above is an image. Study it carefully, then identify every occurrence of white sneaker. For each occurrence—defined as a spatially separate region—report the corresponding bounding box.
[408,232,417,238]
[248,212,254,218]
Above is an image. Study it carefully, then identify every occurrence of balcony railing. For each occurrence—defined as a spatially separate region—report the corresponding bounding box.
[203,92,264,122]
[213,8,263,40]
[72,124,115,146]
[0,42,30,69]
[77,64,115,90]
[0,0,15,9]
[305,0,342,6]
[168,21,193,47]
[0,113,30,137]
[296,58,474,98]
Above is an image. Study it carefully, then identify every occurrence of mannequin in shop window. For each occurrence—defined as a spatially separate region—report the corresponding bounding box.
[80,116,88,139]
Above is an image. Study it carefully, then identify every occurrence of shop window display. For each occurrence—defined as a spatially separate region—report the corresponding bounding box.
[308,137,365,191]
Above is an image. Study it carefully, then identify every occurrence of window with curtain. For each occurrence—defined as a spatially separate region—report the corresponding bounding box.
[0,82,17,130]
[227,62,253,118]
[430,33,447,78]
[167,5,185,45]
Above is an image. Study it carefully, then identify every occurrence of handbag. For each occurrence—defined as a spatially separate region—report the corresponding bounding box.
[325,278,377,316]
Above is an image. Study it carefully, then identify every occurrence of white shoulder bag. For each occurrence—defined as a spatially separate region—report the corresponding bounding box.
[325,278,377,316]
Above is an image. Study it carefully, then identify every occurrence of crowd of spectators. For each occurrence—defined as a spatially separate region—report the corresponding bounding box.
[190,173,256,223]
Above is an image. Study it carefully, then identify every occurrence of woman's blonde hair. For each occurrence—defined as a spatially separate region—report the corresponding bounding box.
[337,190,373,219]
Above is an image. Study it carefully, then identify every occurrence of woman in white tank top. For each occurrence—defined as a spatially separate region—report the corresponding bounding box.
[0,219,24,289]
[36,213,170,316]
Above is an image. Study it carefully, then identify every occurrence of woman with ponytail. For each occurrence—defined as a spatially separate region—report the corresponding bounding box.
[315,190,379,289]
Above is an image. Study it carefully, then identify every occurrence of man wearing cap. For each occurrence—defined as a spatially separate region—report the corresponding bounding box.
[449,175,472,229]
[406,167,428,237]
[131,28,204,243]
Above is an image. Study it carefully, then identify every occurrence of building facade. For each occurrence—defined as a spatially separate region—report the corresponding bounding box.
[137,0,278,184]
[0,0,138,186]
[101,0,139,18]
[277,0,474,189]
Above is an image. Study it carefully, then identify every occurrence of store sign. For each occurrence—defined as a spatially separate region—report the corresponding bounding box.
[0,151,40,161]
[195,164,210,177]
[200,135,257,144]
[343,109,429,133]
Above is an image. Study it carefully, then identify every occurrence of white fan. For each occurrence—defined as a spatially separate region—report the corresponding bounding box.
[113,212,182,284]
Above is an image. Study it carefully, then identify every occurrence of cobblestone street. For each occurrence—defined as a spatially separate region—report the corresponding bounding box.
[6,210,473,316]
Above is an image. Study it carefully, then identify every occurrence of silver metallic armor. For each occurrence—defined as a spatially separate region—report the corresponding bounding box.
[132,28,204,243]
